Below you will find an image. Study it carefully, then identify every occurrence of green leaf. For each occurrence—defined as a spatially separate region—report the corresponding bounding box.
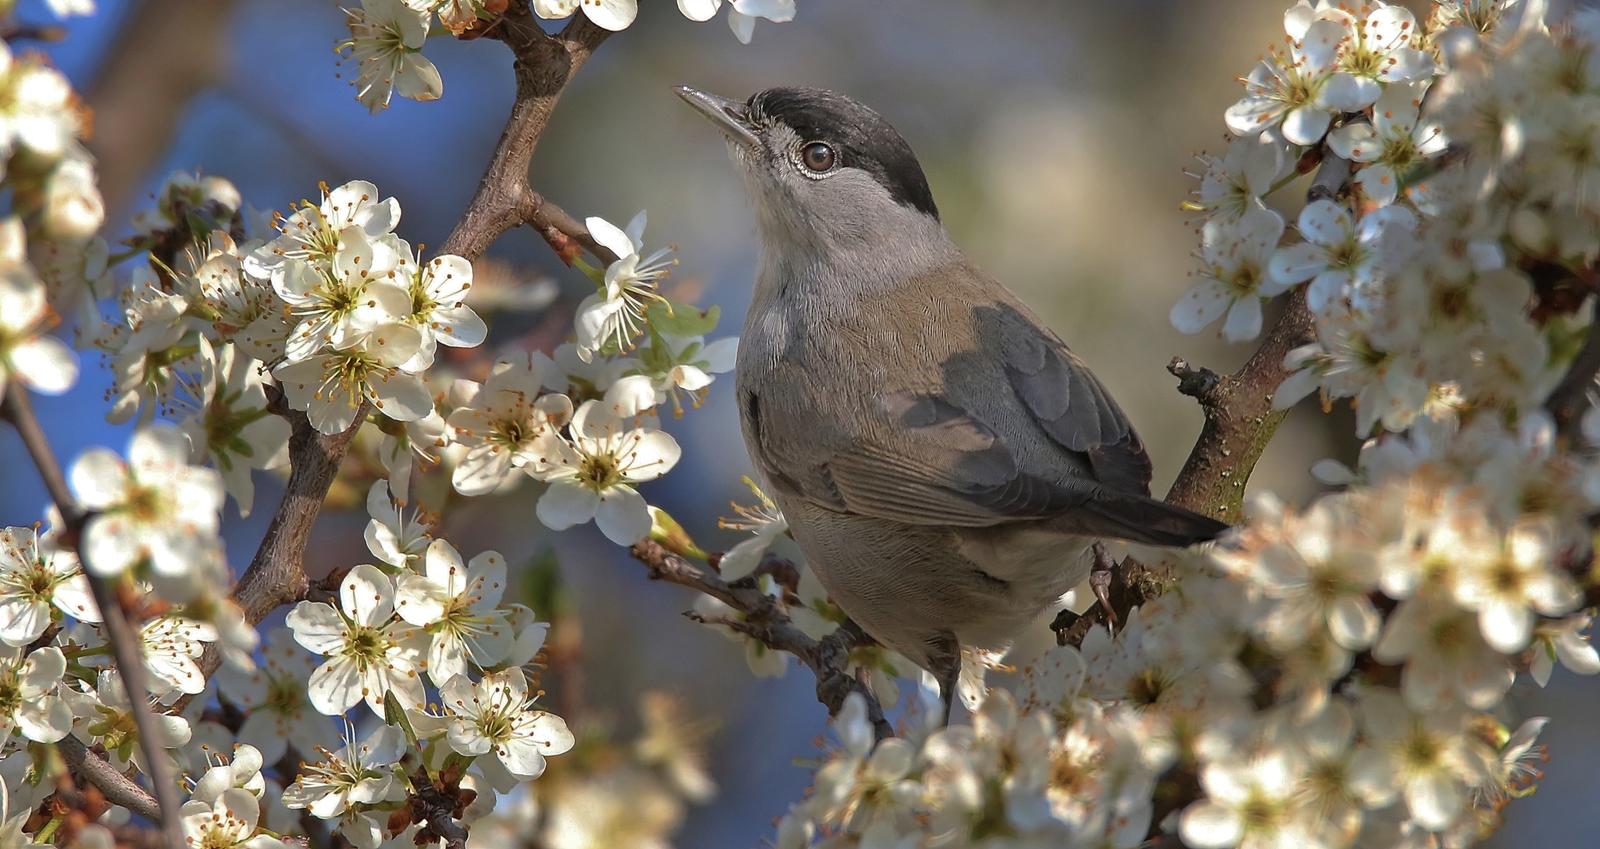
[384,689,419,746]
[646,299,720,337]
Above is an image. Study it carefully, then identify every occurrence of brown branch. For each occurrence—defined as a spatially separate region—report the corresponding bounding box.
[1162,155,1351,522]
[437,8,615,265]
[231,394,369,625]
[629,540,894,742]
[1546,313,1600,436]
[56,737,161,823]
[169,394,369,716]
[1162,287,1315,523]
[409,769,470,849]
[0,386,184,847]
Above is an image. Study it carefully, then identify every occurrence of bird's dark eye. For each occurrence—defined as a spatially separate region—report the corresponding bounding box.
[800,141,836,173]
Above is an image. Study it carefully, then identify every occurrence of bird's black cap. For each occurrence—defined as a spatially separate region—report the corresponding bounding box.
[749,87,940,222]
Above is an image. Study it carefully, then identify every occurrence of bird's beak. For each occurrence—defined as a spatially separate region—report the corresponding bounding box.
[674,86,760,150]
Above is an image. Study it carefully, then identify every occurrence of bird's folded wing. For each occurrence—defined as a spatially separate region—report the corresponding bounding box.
[823,392,1094,527]
[992,308,1154,497]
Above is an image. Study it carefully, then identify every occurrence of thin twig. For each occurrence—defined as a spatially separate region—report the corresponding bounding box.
[630,540,894,742]
[56,737,161,823]
[438,10,614,265]
[1,386,184,846]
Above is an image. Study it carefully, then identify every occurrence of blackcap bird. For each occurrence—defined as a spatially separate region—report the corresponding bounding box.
[676,85,1227,713]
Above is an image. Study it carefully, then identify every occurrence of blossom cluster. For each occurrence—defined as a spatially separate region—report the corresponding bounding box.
[337,0,798,113]
[0,155,736,843]
[0,48,733,849]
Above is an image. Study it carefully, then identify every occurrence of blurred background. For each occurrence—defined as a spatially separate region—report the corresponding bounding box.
[1,0,1595,845]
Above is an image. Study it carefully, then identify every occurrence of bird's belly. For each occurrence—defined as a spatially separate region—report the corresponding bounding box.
[781,499,1089,672]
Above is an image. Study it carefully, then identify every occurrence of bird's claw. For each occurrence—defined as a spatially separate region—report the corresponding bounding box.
[1090,541,1119,632]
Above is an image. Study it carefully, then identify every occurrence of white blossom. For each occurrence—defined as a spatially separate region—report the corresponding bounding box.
[274,328,433,434]
[217,627,337,765]
[533,0,637,31]
[340,0,443,113]
[285,564,427,717]
[1330,85,1449,206]
[0,223,76,398]
[573,212,675,362]
[1171,206,1289,341]
[282,725,407,823]
[392,252,486,372]
[362,481,432,569]
[1530,613,1600,687]
[0,647,71,744]
[447,353,574,497]
[179,788,287,849]
[440,667,574,782]
[69,425,225,580]
[677,0,795,43]
[174,342,291,517]
[527,399,682,545]
[1226,17,1348,144]
[394,539,513,684]
[245,180,402,284]
[1444,518,1577,655]
[0,527,95,646]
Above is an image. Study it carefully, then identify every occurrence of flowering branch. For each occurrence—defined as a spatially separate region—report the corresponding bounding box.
[0,386,185,848]
[629,540,894,742]
[437,6,614,265]
[223,0,616,671]
[1162,155,1349,522]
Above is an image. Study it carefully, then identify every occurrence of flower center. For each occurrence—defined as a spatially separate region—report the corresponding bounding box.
[1125,667,1169,707]
[579,452,623,489]
[342,624,389,668]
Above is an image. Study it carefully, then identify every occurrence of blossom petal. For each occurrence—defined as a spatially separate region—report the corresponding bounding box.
[536,481,599,531]
[594,486,651,545]
[1180,802,1243,849]
[1281,103,1332,146]
[677,0,720,21]
[1169,283,1231,334]
[10,336,77,394]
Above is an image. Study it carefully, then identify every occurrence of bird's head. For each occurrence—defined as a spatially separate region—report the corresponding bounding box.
[675,85,945,260]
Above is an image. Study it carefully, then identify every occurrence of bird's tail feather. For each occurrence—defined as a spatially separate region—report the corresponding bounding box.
[1056,492,1229,548]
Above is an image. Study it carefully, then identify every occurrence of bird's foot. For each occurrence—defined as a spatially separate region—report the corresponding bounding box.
[929,632,961,726]
[1089,541,1120,633]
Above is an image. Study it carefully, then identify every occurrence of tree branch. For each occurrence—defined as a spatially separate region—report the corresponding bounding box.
[1162,155,1350,522]
[56,737,161,823]
[231,394,369,625]
[438,8,615,265]
[0,386,184,847]
[410,769,470,849]
[1546,312,1600,435]
[629,540,894,742]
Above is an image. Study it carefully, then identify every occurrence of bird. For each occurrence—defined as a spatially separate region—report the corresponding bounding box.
[675,85,1228,715]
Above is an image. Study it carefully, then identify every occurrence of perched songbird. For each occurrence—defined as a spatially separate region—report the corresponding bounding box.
[676,85,1227,712]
